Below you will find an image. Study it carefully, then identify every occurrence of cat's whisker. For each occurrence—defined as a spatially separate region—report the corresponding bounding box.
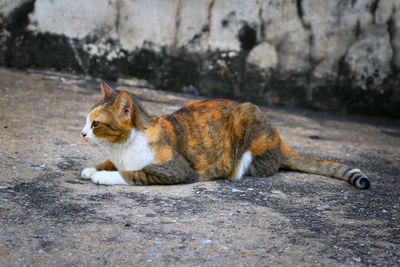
[93,139,112,152]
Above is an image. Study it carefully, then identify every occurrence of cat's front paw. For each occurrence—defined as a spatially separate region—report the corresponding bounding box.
[91,171,128,186]
[81,167,97,179]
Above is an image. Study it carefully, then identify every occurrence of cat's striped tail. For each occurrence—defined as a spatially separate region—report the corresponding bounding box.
[280,143,371,189]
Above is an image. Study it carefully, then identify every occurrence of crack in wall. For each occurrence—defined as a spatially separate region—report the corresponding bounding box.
[387,15,397,72]
[68,39,88,74]
[296,0,310,30]
[115,0,122,37]
[371,0,380,24]
[257,5,265,41]
[355,19,361,39]
[205,0,215,43]
[295,0,315,89]
[173,0,182,50]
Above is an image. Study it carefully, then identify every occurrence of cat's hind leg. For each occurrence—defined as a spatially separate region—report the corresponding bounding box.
[248,147,283,177]
[228,103,283,180]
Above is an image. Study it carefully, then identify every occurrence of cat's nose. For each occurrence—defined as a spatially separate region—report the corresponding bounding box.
[81,132,87,138]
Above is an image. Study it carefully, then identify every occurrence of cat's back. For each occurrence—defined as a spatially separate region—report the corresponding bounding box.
[164,99,239,176]
[165,99,238,130]
[173,99,238,115]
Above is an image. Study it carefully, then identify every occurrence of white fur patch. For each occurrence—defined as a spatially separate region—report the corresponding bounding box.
[81,167,97,179]
[91,171,128,185]
[108,130,154,171]
[81,112,98,145]
[82,113,92,136]
[231,151,252,181]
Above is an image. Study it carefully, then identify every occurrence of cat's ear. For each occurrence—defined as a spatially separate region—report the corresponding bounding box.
[101,81,117,100]
[114,90,133,121]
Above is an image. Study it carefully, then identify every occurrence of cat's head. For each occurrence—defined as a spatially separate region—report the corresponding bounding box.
[81,82,141,146]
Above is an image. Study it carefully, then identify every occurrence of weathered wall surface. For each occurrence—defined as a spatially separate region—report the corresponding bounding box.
[0,0,399,118]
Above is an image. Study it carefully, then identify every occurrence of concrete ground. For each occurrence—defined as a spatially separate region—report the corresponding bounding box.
[0,67,399,266]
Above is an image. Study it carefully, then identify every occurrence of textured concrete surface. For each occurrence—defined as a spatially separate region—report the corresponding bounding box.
[0,67,399,266]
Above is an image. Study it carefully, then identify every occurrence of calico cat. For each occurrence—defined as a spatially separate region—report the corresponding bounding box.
[81,82,370,189]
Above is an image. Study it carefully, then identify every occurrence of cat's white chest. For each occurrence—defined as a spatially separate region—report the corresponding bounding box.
[108,131,154,171]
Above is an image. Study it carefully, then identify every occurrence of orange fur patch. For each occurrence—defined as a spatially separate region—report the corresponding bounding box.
[153,146,173,164]
[162,119,176,144]
[317,159,342,168]
[96,160,116,171]
[280,142,300,158]
[249,134,280,156]
[145,123,162,143]
[89,106,106,122]
[194,155,211,176]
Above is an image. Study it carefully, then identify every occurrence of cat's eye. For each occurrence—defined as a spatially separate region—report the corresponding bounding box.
[92,121,100,128]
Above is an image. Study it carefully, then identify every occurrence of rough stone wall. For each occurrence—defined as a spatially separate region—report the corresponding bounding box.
[0,0,399,118]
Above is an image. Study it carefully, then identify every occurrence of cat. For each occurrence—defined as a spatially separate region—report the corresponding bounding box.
[80,82,370,189]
